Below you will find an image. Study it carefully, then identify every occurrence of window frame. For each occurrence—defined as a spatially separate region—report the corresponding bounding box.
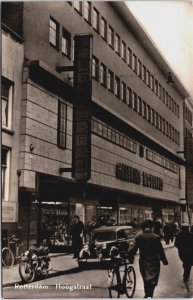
[57,101,67,149]
[1,147,10,202]
[100,63,107,87]
[108,69,114,92]
[92,56,99,81]
[93,7,100,32]
[62,28,71,58]
[1,77,13,130]
[108,25,114,49]
[101,16,107,40]
[49,17,59,49]
[115,33,121,55]
[84,1,91,24]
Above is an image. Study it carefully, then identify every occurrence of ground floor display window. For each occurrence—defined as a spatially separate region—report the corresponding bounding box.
[41,202,75,246]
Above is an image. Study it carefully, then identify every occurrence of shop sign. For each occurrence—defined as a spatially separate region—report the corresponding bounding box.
[2,201,17,222]
[72,34,93,182]
[116,163,163,191]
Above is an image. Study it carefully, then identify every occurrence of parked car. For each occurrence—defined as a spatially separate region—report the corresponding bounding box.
[78,225,138,267]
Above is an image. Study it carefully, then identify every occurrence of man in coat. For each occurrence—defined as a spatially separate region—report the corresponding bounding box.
[175,223,193,283]
[71,215,86,259]
[129,219,168,298]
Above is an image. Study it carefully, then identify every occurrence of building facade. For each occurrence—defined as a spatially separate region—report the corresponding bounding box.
[2,1,190,249]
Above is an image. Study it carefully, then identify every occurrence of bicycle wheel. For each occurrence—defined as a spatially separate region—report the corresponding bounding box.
[2,247,14,268]
[125,265,136,298]
[108,269,120,298]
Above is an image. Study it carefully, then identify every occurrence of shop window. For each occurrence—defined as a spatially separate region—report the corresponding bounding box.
[101,17,107,40]
[1,77,13,129]
[49,17,59,48]
[100,63,107,86]
[108,25,114,48]
[57,101,67,149]
[62,28,71,58]
[2,147,10,202]
[84,1,91,23]
[93,7,99,32]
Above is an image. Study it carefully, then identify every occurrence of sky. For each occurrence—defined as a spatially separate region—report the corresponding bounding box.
[126,1,193,101]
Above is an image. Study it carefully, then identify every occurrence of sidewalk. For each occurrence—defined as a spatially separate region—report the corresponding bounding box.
[2,241,174,288]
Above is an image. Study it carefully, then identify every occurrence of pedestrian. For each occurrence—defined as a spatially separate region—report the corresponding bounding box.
[71,215,86,259]
[163,222,173,245]
[153,219,163,237]
[175,223,193,283]
[128,219,168,298]
[130,217,137,228]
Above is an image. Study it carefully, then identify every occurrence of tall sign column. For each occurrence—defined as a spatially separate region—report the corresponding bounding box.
[72,34,93,182]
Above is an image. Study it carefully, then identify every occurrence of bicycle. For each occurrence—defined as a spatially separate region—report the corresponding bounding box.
[2,235,24,268]
[108,249,136,298]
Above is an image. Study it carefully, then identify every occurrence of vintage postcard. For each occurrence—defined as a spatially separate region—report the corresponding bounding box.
[1,1,193,299]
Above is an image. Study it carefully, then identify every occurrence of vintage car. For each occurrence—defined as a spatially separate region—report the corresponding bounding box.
[78,225,138,266]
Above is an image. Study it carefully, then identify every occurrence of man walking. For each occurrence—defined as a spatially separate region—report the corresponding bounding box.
[129,219,168,298]
[71,215,86,259]
[175,223,193,284]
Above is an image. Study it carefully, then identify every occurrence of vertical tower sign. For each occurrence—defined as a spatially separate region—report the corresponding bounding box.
[72,34,93,182]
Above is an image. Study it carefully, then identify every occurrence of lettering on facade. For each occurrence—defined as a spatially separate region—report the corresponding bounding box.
[72,34,93,182]
[116,163,163,191]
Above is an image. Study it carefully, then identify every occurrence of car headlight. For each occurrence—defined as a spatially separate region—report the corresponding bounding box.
[101,243,107,249]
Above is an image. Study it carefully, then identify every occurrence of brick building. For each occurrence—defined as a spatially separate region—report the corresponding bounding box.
[1,1,191,249]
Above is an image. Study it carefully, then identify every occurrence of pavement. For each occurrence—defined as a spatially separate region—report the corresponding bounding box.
[2,240,174,288]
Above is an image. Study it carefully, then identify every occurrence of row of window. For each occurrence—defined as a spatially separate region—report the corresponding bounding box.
[185,106,193,126]
[68,1,180,118]
[92,117,138,154]
[146,150,178,173]
[92,116,178,174]
[92,57,180,145]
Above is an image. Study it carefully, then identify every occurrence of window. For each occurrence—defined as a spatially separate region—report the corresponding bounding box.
[155,79,158,95]
[108,26,114,48]
[108,70,114,92]
[49,17,59,48]
[147,70,150,87]
[1,77,13,129]
[115,76,120,98]
[159,115,162,131]
[133,54,137,73]
[93,7,99,32]
[115,34,120,55]
[151,108,155,125]
[2,147,10,202]
[138,97,142,115]
[62,28,71,57]
[133,92,137,111]
[168,95,171,109]
[142,101,146,119]
[138,60,142,78]
[84,1,91,23]
[159,84,162,99]
[163,119,166,134]
[121,41,126,61]
[142,65,146,83]
[162,87,165,103]
[101,17,107,40]
[147,105,151,122]
[155,112,159,128]
[92,56,99,80]
[151,75,154,91]
[100,63,107,86]
[58,102,67,149]
[127,87,132,107]
[165,92,168,106]
[127,48,132,67]
[121,82,126,102]
[74,1,82,14]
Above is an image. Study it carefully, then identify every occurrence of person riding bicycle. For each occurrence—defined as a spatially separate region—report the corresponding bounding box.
[128,219,168,298]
